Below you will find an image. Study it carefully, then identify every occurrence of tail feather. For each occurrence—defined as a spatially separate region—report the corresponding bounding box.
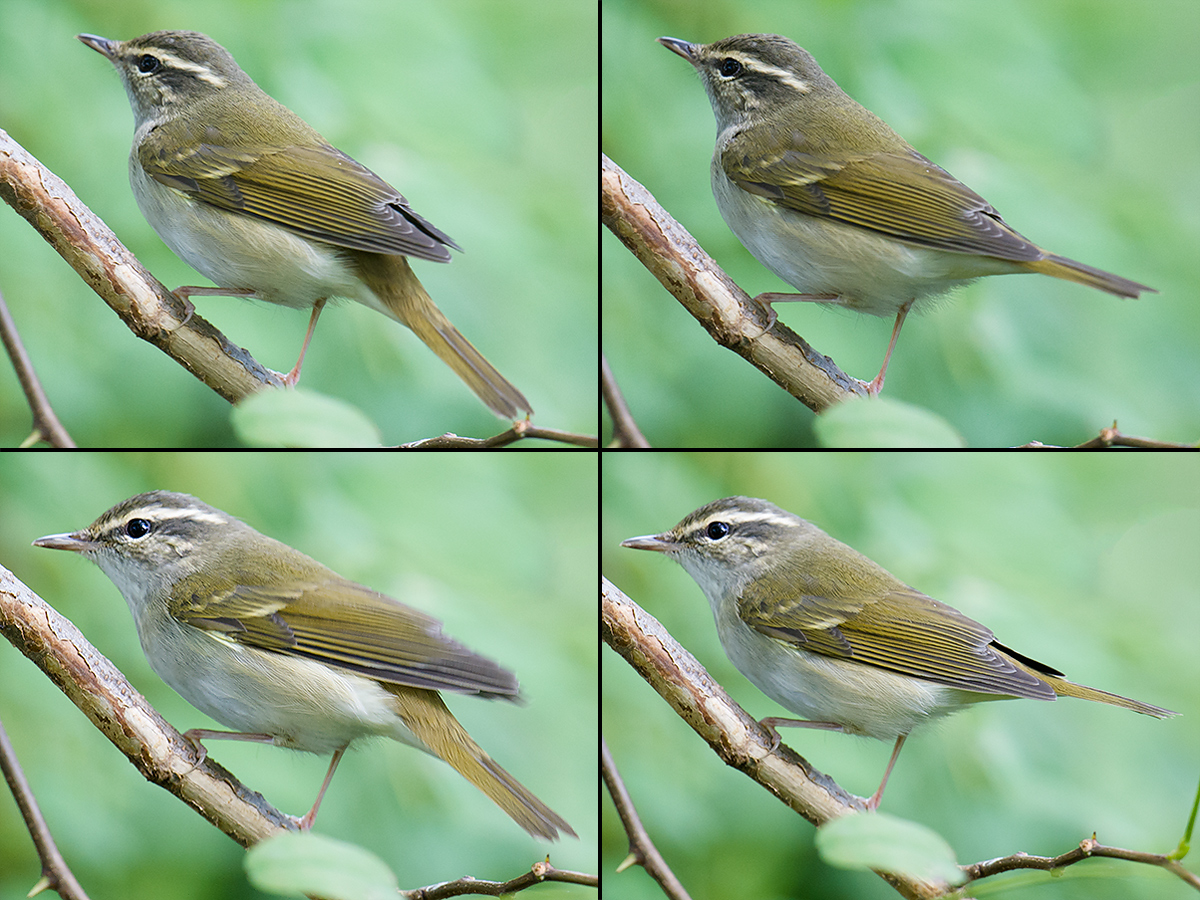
[1029,254,1156,299]
[409,306,534,421]
[997,645,1176,717]
[385,684,576,841]
[353,253,533,420]
[1040,674,1177,718]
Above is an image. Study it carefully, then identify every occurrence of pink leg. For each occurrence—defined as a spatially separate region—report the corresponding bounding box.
[758,716,847,753]
[753,291,840,329]
[755,292,912,394]
[171,285,259,328]
[299,745,347,830]
[761,719,908,811]
[284,298,328,387]
[864,300,913,396]
[180,727,276,770]
[866,734,908,811]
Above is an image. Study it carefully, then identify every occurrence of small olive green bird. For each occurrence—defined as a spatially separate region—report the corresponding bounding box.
[80,31,531,419]
[624,496,1176,808]
[660,34,1156,393]
[34,491,573,838]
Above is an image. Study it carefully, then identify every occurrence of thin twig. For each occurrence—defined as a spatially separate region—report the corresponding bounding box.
[398,422,597,448]
[0,287,74,446]
[1017,422,1198,449]
[602,355,649,447]
[602,738,691,900]
[963,836,1200,890]
[402,859,597,898]
[0,716,91,900]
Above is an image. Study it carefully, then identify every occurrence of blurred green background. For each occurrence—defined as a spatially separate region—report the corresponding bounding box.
[603,0,1200,446]
[604,453,1199,899]
[1,453,596,899]
[0,0,596,445]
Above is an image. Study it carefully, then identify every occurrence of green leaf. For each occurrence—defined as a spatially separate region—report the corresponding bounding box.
[816,396,965,447]
[816,812,966,885]
[245,832,399,900]
[232,389,382,447]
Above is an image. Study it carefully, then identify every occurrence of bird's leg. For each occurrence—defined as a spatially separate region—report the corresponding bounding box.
[298,744,348,830]
[758,716,848,753]
[179,727,276,772]
[866,734,908,811]
[171,285,259,328]
[753,292,840,329]
[759,720,908,811]
[283,297,328,387]
[862,300,913,396]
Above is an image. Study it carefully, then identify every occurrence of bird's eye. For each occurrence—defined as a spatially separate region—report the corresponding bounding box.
[136,54,162,74]
[125,518,152,538]
[718,57,743,77]
[705,521,731,540]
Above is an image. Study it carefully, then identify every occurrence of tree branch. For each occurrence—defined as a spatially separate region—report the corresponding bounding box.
[0,564,294,847]
[601,578,947,899]
[0,129,282,403]
[2,130,596,443]
[602,153,864,413]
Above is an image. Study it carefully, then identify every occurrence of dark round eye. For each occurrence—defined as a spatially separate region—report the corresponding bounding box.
[136,54,161,74]
[125,518,152,538]
[706,521,730,540]
[718,57,743,77]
